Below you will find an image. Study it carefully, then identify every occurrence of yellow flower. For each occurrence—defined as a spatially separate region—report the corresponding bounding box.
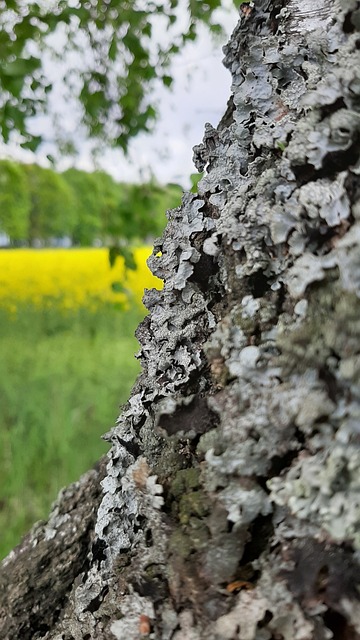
[0,247,162,312]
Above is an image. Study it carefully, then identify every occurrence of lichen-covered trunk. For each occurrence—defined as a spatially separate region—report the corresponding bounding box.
[2,1,360,638]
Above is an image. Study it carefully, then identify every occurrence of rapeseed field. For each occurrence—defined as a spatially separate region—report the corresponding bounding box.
[0,247,162,559]
[0,246,162,312]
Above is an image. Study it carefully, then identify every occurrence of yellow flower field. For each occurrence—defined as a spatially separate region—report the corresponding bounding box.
[0,247,162,312]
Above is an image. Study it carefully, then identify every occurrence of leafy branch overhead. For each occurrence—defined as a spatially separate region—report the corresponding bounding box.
[0,0,234,153]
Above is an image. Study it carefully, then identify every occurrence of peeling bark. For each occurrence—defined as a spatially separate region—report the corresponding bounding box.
[2,1,360,638]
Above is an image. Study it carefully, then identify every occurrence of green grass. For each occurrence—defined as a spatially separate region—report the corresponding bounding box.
[0,304,143,559]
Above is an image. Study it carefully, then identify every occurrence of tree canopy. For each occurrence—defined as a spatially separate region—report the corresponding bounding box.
[0,1,240,155]
[0,159,30,240]
[0,159,182,246]
[24,164,75,244]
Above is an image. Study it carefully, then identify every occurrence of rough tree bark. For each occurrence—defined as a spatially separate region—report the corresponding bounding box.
[1,1,360,638]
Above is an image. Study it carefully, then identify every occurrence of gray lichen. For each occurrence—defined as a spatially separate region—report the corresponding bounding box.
[99,0,360,634]
[2,0,360,638]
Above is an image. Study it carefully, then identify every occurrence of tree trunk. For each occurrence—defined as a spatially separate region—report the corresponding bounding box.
[2,1,360,638]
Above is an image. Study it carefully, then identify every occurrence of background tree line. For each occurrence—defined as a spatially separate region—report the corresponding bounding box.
[0,158,182,246]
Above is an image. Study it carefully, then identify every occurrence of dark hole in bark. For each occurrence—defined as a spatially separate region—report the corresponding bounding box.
[292,162,318,185]
[92,538,107,564]
[322,140,360,175]
[134,515,146,534]
[292,135,360,186]
[323,609,358,640]
[132,571,169,603]
[319,97,346,120]
[84,585,109,613]
[343,10,356,33]
[136,414,147,429]
[117,437,141,459]
[199,198,221,220]
[247,322,261,345]
[188,252,217,290]
[345,170,360,206]
[247,270,269,298]
[158,395,218,436]
[303,223,337,252]
[227,519,235,533]
[315,563,329,594]
[258,609,273,628]
[145,528,153,547]
[207,285,227,318]
[267,443,301,479]
[297,65,308,81]
[30,621,50,636]
[275,282,286,317]
[269,0,283,34]
[240,514,274,565]
[318,365,339,403]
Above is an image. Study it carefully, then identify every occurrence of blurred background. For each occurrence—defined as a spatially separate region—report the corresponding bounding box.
[0,0,238,559]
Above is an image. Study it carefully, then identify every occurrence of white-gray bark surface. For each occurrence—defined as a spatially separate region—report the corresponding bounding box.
[1,1,360,638]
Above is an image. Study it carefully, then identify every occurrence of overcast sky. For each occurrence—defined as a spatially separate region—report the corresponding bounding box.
[0,3,238,188]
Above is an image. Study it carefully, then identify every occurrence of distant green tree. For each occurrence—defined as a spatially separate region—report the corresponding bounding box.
[0,1,228,153]
[116,181,182,242]
[24,164,75,244]
[153,182,183,234]
[62,168,103,245]
[0,158,183,247]
[91,171,125,243]
[0,159,30,242]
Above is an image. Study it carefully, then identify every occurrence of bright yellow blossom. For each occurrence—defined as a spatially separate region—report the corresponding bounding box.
[0,247,162,312]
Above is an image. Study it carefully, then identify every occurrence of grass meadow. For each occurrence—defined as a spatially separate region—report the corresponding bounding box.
[0,248,161,559]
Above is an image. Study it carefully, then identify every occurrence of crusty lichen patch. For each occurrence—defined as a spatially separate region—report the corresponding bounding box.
[66,0,360,635]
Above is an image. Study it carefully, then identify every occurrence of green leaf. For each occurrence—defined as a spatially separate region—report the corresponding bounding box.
[143,23,152,37]
[168,44,180,55]
[3,0,18,8]
[123,31,146,60]
[190,172,204,193]
[4,103,26,130]
[162,75,173,87]
[2,76,24,98]
[20,136,42,152]
[122,246,137,271]
[183,28,197,42]
[109,38,117,61]
[111,281,125,293]
[86,90,106,118]
[109,246,121,268]
[2,57,41,78]
[210,23,224,36]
